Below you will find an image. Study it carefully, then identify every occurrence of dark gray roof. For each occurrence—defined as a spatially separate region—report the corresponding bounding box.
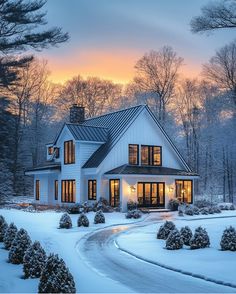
[25,162,61,173]
[105,164,198,176]
[66,124,108,142]
[82,105,145,168]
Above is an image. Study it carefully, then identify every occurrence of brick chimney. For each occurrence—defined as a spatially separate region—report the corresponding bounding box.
[69,104,85,124]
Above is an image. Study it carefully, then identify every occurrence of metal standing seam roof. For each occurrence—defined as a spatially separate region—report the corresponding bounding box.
[66,124,108,142]
[25,162,61,172]
[81,105,145,168]
[104,164,198,176]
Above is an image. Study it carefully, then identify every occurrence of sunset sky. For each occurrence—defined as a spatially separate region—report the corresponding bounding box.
[39,0,235,85]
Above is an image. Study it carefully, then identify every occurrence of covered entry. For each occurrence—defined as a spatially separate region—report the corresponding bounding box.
[137,182,165,207]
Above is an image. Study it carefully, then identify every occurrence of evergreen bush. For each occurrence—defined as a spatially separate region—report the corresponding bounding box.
[229,204,235,210]
[200,207,209,215]
[77,213,89,227]
[157,221,176,239]
[220,226,236,251]
[190,227,210,249]
[0,215,8,242]
[185,206,194,216]
[168,199,179,211]
[180,226,193,246]
[23,241,47,278]
[193,206,200,215]
[125,209,142,219]
[38,253,76,293]
[94,210,105,224]
[9,228,31,264]
[166,229,183,250]
[3,222,17,250]
[213,206,221,213]
[59,213,72,229]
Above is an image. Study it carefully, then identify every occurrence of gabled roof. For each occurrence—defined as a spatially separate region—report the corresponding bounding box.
[104,164,198,176]
[81,105,145,168]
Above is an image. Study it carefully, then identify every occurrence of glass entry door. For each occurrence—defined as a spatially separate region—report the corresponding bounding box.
[109,179,120,208]
[175,180,192,203]
[137,182,165,207]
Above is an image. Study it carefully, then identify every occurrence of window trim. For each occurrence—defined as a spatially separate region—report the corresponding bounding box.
[141,145,162,166]
[175,179,193,204]
[64,140,75,164]
[61,179,76,203]
[54,180,58,200]
[35,180,40,201]
[88,180,97,200]
[128,144,139,165]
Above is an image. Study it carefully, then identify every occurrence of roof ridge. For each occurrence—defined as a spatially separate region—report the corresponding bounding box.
[85,104,146,121]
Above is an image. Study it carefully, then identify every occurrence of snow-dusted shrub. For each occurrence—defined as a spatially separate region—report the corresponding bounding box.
[23,241,46,278]
[193,206,200,215]
[190,227,210,249]
[3,223,17,250]
[229,204,235,211]
[157,221,176,240]
[38,253,76,293]
[67,204,82,214]
[94,210,105,224]
[166,229,183,250]
[208,207,215,214]
[127,200,138,211]
[200,207,209,215]
[180,226,193,246]
[168,199,179,211]
[125,209,142,219]
[220,226,236,251]
[0,215,8,242]
[185,206,194,216]
[96,197,113,213]
[9,228,31,264]
[59,213,72,229]
[178,210,184,217]
[194,200,211,208]
[213,206,221,213]
[77,213,89,227]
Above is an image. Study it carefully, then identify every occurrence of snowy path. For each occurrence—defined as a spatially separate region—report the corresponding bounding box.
[78,220,235,293]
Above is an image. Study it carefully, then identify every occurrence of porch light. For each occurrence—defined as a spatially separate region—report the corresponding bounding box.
[169,187,174,192]
[130,185,136,193]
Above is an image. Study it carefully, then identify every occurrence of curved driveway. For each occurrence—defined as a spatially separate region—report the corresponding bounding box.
[77,217,235,293]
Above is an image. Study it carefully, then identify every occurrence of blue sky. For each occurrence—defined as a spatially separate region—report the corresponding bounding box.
[40,0,235,84]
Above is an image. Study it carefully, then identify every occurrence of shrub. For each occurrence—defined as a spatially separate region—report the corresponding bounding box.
[193,206,200,215]
[157,221,176,240]
[125,209,142,219]
[166,229,183,250]
[23,241,47,278]
[38,253,76,293]
[3,223,18,250]
[229,204,235,210]
[185,206,194,216]
[9,228,31,264]
[194,200,211,208]
[213,206,221,213]
[220,226,236,251]
[180,226,193,246]
[96,197,113,213]
[94,210,105,224]
[178,210,184,217]
[0,215,8,242]
[59,213,72,229]
[190,227,210,249]
[77,213,89,227]
[168,199,179,211]
[127,200,138,211]
[208,207,215,214]
[67,204,82,214]
[200,207,209,215]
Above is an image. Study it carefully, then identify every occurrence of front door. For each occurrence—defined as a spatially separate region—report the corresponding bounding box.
[137,182,165,207]
[109,179,120,207]
[175,180,193,203]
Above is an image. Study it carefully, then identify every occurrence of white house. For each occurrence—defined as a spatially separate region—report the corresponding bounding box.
[26,104,198,211]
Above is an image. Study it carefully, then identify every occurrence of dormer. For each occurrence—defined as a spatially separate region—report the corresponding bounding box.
[46,143,60,161]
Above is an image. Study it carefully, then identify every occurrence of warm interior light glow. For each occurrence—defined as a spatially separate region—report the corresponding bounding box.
[130,185,136,193]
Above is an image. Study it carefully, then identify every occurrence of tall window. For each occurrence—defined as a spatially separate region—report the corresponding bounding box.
[141,145,162,166]
[61,180,76,203]
[129,144,139,165]
[64,140,75,164]
[175,180,192,204]
[35,180,40,200]
[55,180,58,200]
[88,180,97,200]
[110,179,120,207]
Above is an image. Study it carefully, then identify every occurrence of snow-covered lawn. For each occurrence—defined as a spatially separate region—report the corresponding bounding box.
[117,212,236,286]
[0,208,145,293]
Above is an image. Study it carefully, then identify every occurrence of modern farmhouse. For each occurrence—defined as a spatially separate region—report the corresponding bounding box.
[26,104,198,211]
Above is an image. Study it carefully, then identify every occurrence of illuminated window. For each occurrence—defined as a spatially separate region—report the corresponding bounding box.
[141,145,162,166]
[109,179,120,207]
[88,180,97,200]
[129,144,139,165]
[64,140,75,164]
[55,180,58,200]
[48,146,54,155]
[61,180,76,203]
[175,180,192,204]
[137,182,165,207]
[35,180,40,200]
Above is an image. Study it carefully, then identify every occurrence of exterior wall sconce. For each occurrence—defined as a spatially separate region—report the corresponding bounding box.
[169,187,174,192]
[130,185,136,193]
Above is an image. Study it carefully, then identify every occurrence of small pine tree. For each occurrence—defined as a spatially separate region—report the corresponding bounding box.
[38,253,76,293]
[77,213,89,227]
[0,215,8,242]
[9,228,31,264]
[220,226,236,251]
[59,213,72,229]
[157,221,176,239]
[166,229,183,250]
[23,241,47,278]
[94,210,105,224]
[180,226,193,246]
[3,222,17,250]
[190,227,210,249]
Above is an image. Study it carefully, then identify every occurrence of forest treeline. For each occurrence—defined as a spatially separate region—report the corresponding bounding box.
[0,0,235,202]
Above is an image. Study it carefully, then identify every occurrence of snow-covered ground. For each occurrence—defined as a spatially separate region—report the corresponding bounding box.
[0,209,146,293]
[117,211,236,286]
